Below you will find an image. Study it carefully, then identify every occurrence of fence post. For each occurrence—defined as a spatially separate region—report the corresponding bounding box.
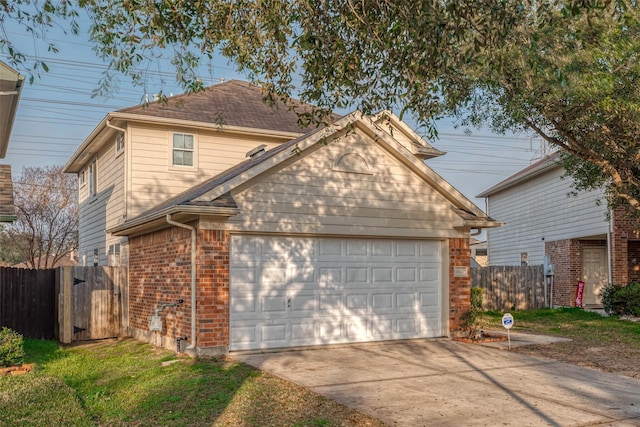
[59,266,73,344]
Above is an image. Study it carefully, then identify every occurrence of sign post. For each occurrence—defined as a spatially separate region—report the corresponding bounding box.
[576,281,585,308]
[501,313,514,350]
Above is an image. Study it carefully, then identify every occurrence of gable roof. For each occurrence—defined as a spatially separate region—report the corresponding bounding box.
[476,152,562,198]
[109,111,501,236]
[64,80,340,173]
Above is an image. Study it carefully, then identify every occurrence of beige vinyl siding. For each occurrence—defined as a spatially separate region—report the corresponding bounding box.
[128,123,282,217]
[78,137,125,266]
[216,130,465,238]
[486,166,608,266]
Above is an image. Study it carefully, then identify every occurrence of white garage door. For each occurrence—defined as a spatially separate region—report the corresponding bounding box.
[229,235,443,351]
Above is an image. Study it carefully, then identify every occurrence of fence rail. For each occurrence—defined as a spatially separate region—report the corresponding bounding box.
[471,265,546,311]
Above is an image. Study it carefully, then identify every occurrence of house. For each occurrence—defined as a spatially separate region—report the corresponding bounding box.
[477,153,640,308]
[65,80,500,355]
[470,238,487,267]
[0,61,25,223]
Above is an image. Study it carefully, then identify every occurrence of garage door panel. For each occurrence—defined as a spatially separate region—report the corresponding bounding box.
[231,296,256,314]
[291,321,315,341]
[230,236,443,351]
[372,293,393,309]
[262,324,287,343]
[291,294,316,313]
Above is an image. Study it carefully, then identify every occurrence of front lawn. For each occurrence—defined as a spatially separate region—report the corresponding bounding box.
[479,307,640,377]
[0,338,385,427]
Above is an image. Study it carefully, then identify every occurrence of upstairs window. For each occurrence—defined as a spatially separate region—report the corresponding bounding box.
[78,170,86,186]
[88,159,97,197]
[115,133,125,155]
[172,133,194,167]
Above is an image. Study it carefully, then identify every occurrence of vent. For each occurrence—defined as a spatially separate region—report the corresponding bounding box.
[246,144,267,158]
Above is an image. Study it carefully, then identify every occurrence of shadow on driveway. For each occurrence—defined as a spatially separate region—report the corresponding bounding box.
[232,339,640,426]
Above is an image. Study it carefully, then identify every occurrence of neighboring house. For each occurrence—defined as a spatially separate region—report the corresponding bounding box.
[477,153,640,308]
[13,252,79,269]
[470,238,487,267]
[0,61,25,223]
[65,80,500,355]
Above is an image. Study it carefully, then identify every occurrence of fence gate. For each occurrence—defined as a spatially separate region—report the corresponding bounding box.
[58,266,125,342]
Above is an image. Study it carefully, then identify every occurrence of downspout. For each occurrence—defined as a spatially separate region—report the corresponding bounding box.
[166,214,197,352]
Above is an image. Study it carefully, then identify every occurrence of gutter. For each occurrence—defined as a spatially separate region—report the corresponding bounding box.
[165,214,198,353]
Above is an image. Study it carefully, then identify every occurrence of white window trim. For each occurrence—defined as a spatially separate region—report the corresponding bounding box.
[78,170,86,187]
[88,158,97,198]
[169,132,198,171]
[115,133,125,157]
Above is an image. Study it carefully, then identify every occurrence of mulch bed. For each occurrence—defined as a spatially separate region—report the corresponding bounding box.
[0,364,35,376]
[452,332,508,344]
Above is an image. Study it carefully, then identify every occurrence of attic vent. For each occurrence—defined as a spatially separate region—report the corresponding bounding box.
[246,144,267,158]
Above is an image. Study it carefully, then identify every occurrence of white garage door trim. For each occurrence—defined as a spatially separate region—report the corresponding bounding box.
[230,235,445,351]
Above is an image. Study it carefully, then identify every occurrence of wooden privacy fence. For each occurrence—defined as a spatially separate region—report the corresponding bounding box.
[471,265,546,311]
[0,266,128,342]
[0,268,57,339]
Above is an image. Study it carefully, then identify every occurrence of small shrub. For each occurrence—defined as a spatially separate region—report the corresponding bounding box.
[0,327,25,367]
[601,282,640,316]
[461,287,484,339]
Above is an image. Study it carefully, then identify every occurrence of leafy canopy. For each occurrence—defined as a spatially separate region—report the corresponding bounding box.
[3,0,640,212]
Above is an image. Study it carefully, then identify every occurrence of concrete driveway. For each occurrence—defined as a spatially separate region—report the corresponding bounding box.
[232,338,640,426]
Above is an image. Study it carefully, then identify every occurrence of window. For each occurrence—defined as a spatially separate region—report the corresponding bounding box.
[78,170,85,186]
[115,133,125,155]
[108,243,121,266]
[88,159,97,197]
[172,133,194,167]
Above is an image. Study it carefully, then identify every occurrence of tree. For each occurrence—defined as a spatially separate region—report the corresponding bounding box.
[3,166,78,269]
[3,1,640,212]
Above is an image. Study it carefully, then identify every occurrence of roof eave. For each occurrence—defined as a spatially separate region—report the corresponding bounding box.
[108,204,239,236]
[0,67,25,158]
[477,156,561,198]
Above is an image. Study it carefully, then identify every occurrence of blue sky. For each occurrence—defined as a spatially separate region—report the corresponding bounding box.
[1,14,546,211]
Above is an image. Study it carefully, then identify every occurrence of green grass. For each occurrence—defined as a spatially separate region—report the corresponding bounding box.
[0,339,384,427]
[480,307,640,345]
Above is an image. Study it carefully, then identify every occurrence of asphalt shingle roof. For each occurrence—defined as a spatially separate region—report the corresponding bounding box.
[117,80,336,134]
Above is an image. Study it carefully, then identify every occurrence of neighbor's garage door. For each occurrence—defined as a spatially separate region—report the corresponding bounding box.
[229,235,443,351]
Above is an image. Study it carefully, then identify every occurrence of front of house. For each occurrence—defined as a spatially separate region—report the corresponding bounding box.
[66,81,499,355]
[478,153,640,308]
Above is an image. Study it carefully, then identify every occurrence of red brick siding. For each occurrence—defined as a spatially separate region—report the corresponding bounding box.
[545,239,606,306]
[611,207,640,285]
[449,238,470,332]
[128,224,194,341]
[196,229,230,348]
[128,222,231,350]
[628,241,640,282]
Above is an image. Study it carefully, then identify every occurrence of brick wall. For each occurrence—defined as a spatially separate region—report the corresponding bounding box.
[449,237,470,332]
[196,229,230,350]
[611,207,640,285]
[128,224,194,344]
[545,239,580,306]
[546,239,607,306]
[128,222,231,354]
[0,164,15,220]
